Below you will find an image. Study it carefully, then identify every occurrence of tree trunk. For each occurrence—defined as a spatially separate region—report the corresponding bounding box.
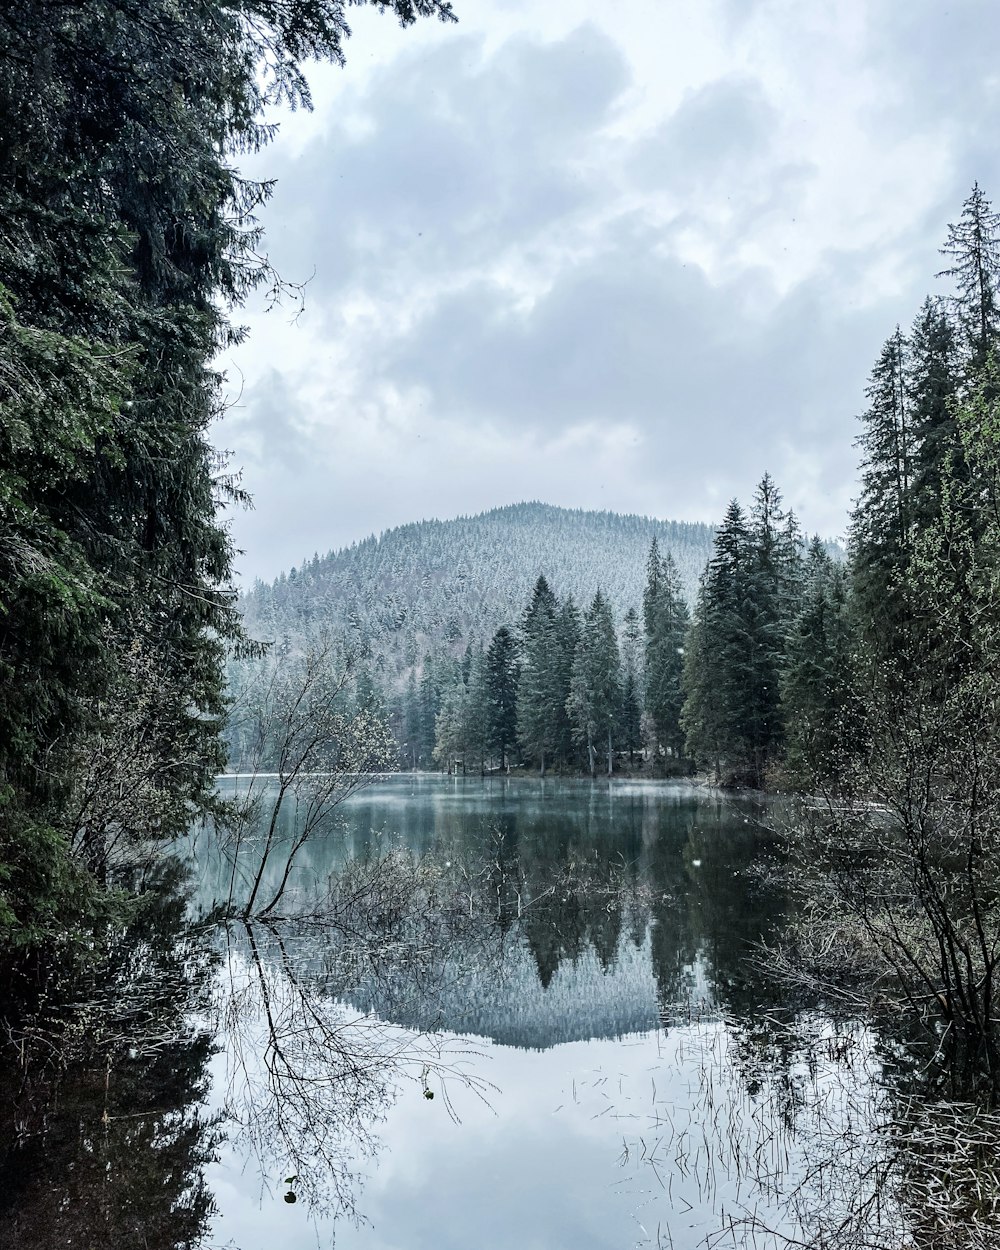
[607,727,613,777]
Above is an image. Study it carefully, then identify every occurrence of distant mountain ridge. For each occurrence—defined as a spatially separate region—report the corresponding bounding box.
[240,502,717,679]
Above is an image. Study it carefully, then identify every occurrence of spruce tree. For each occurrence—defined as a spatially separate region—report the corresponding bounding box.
[619,608,644,764]
[0,0,456,936]
[485,627,520,771]
[682,489,798,789]
[464,643,491,774]
[745,474,802,775]
[516,576,561,775]
[780,538,855,785]
[643,542,690,759]
[938,182,1000,372]
[553,596,582,766]
[908,297,960,523]
[567,591,622,777]
[849,328,915,658]
[417,654,443,768]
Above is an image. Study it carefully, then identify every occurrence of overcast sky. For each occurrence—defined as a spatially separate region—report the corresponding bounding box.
[217,0,1000,584]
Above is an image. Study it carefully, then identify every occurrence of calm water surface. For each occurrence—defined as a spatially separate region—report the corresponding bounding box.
[192,777,881,1250]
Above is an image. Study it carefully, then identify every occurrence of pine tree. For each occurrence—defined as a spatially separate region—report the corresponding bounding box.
[402,671,421,770]
[464,643,491,774]
[683,501,754,783]
[553,595,582,766]
[417,654,443,768]
[681,485,800,790]
[781,538,855,784]
[745,474,802,775]
[643,542,690,759]
[908,297,960,524]
[619,608,644,763]
[849,328,915,657]
[516,576,561,775]
[0,0,457,936]
[485,627,520,771]
[567,591,622,777]
[938,182,1000,372]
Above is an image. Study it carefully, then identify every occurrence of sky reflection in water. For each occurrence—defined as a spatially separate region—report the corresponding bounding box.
[199,778,885,1250]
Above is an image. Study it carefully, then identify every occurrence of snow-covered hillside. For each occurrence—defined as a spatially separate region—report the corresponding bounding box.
[240,502,716,674]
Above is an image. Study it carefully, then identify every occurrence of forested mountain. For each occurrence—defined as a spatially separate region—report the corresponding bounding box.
[239,502,716,668]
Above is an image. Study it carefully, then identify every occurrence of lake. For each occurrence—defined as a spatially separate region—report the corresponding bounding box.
[0,776,892,1249]
[192,776,886,1250]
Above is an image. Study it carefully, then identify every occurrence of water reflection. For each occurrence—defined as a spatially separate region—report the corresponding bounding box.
[202,777,785,1049]
[6,779,994,1248]
[0,862,220,1250]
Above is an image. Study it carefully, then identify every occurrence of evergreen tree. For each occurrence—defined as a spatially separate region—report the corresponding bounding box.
[0,0,455,939]
[780,538,855,785]
[643,542,690,759]
[938,182,1000,372]
[643,537,665,637]
[516,576,561,775]
[553,595,582,767]
[485,627,520,771]
[567,591,621,777]
[464,643,491,774]
[417,654,443,768]
[746,474,802,771]
[908,297,960,523]
[402,671,421,770]
[681,483,800,790]
[619,608,644,764]
[682,502,755,783]
[432,645,489,774]
[432,675,466,773]
[849,328,916,659]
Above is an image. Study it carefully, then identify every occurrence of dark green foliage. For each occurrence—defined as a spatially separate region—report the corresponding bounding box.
[0,0,454,940]
[682,501,756,784]
[849,328,914,655]
[619,608,643,763]
[908,298,960,523]
[567,591,621,777]
[643,540,690,758]
[417,654,445,768]
[516,576,563,774]
[938,181,1000,372]
[776,186,1000,1101]
[553,596,582,765]
[682,482,804,788]
[485,627,520,769]
[780,539,855,785]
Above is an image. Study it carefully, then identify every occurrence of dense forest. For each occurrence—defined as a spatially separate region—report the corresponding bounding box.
[4,0,1000,1150]
[0,0,455,951]
[227,187,1000,804]
[239,503,715,669]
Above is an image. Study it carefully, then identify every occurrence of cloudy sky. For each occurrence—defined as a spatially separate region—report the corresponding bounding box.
[217,0,1000,583]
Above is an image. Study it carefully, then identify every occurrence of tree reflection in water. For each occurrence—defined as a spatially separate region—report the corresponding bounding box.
[215,904,494,1222]
[0,862,221,1250]
[4,783,1000,1248]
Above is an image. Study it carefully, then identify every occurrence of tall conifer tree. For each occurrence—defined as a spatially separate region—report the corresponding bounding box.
[849,328,914,658]
[485,626,520,771]
[517,576,561,775]
[567,591,622,777]
[643,542,690,759]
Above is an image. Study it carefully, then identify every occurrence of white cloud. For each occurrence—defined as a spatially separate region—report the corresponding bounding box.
[216,0,1000,582]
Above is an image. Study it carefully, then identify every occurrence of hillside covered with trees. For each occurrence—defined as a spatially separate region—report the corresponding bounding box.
[230,187,1000,816]
[239,502,714,660]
